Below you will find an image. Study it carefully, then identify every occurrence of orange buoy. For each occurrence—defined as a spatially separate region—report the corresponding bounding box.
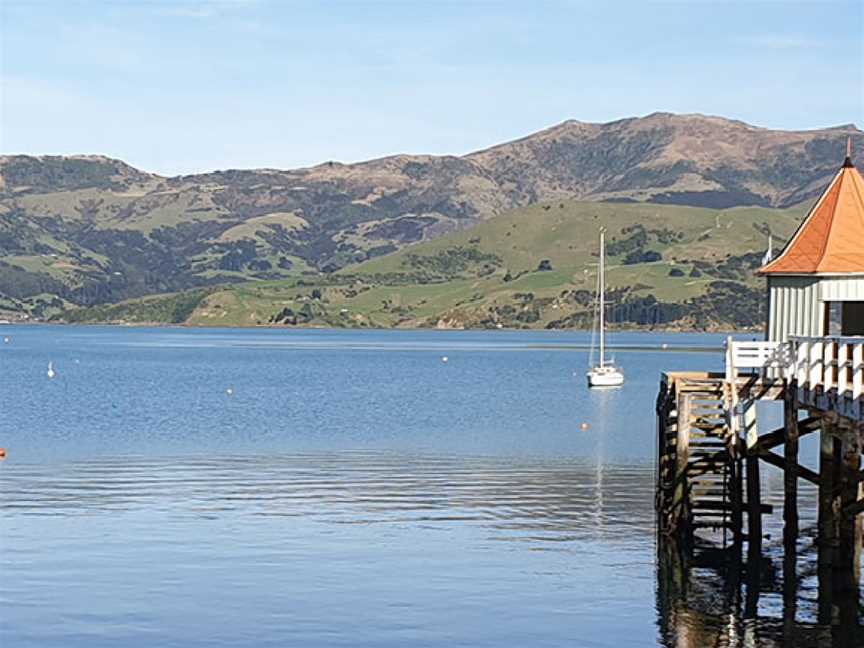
[579,422,589,431]
[0,448,6,459]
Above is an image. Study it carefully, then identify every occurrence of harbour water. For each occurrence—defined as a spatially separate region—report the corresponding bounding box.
[0,326,858,647]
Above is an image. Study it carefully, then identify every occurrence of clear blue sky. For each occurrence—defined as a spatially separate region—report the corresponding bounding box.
[1,0,862,175]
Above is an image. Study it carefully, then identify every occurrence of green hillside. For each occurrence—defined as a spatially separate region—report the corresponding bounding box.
[2,118,859,320]
[61,200,805,330]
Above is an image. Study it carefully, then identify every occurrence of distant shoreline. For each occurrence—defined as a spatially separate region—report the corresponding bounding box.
[1,318,756,339]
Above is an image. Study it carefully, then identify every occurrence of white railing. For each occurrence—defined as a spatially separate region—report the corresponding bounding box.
[725,338,792,382]
[789,335,864,405]
[725,336,864,420]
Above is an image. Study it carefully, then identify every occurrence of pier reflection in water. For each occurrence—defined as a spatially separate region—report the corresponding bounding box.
[656,529,863,648]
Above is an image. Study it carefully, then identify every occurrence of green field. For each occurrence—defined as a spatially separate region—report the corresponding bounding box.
[60,199,805,331]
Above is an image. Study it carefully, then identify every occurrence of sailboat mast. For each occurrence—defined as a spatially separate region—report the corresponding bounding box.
[599,228,605,368]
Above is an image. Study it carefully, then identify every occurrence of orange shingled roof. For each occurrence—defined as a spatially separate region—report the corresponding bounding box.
[760,156,864,274]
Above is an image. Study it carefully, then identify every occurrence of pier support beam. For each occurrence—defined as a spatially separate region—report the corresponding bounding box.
[746,452,762,561]
[742,396,762,561]
[836,424,862,591]
[674,393,692,545]
[783,381,799,547]
[817,418,839,624]
[782,545,798,636]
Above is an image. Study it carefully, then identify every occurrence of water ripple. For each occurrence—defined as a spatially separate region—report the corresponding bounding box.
[1,452,656,544]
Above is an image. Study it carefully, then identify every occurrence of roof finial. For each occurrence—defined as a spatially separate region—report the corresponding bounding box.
[843,136,854,168]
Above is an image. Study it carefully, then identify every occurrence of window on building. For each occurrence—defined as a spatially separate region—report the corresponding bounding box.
[841,301,864,336]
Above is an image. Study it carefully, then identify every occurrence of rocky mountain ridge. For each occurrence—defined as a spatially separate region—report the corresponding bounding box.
[0,112,860,319]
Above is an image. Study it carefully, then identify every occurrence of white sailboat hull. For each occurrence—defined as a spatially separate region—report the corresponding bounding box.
[587,366,624,388]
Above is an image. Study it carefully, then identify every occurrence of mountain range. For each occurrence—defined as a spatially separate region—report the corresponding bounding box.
[0,112,860,324]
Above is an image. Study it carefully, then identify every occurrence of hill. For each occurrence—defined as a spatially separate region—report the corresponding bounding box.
[61,200,805,331]
[1,113,859,319]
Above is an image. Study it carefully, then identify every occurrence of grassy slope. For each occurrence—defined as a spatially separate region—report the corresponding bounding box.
[356,201,801,278]
[68,199,805,330]
[62,289,212,324]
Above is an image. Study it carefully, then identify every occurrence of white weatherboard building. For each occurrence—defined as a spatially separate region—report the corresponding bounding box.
[759,148,864,342]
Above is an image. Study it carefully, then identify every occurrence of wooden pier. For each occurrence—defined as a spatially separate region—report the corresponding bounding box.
[656,336,863,615]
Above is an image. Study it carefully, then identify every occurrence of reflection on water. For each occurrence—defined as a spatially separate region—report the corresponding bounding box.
[656,533,863,647]
[0,327,859,647]
[2,453,659,648]
[1,453,654,535]
[4,452,859,647]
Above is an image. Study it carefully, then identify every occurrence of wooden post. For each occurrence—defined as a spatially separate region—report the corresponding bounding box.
[783,380,799,547]
[746,452,762,561]
[817,417,839,624]
[782,545,798,638]
[656,380,666,525]
[833,422,863,645]
[729,448,744,548]
[781,347,802,633]
[817,420,838,549]
[743,439,761,621]
[743,396,762,561]
[836,424,862,591]
[744,547,761,619]
[674,393,692,542]
[656,378,675,533]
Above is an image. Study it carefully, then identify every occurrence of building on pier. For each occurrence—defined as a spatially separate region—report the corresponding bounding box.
[760,142,864,341]
[655,147,863,633]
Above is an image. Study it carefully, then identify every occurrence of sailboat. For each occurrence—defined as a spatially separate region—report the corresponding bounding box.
[587,228,624,388]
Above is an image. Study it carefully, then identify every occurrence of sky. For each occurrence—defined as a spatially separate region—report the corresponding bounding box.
[1,0,862,176]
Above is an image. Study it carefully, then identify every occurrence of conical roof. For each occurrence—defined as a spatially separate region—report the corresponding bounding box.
[759,152,864,275]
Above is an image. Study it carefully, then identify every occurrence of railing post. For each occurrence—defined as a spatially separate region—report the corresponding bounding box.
[725,336,734,383]
[853,343,863,401]
[838,342,849,395]
[809,340,822,392]
[796,339,808,386]
[822,339,834,393]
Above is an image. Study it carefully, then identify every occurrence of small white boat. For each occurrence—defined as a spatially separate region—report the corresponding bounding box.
[587,228,624,388]
[587,364,624,387]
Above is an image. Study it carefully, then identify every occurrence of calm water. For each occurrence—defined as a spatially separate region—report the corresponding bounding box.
[0,326,857,647]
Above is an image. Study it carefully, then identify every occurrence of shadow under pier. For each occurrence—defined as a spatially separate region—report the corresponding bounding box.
[656,536,862,648]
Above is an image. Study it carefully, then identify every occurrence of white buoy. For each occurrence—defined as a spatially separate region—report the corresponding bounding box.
[441,356,448,363]
[661,343,668,350]
[225,387,234,396]
[47,361,55,379]
[3,336,9,344]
